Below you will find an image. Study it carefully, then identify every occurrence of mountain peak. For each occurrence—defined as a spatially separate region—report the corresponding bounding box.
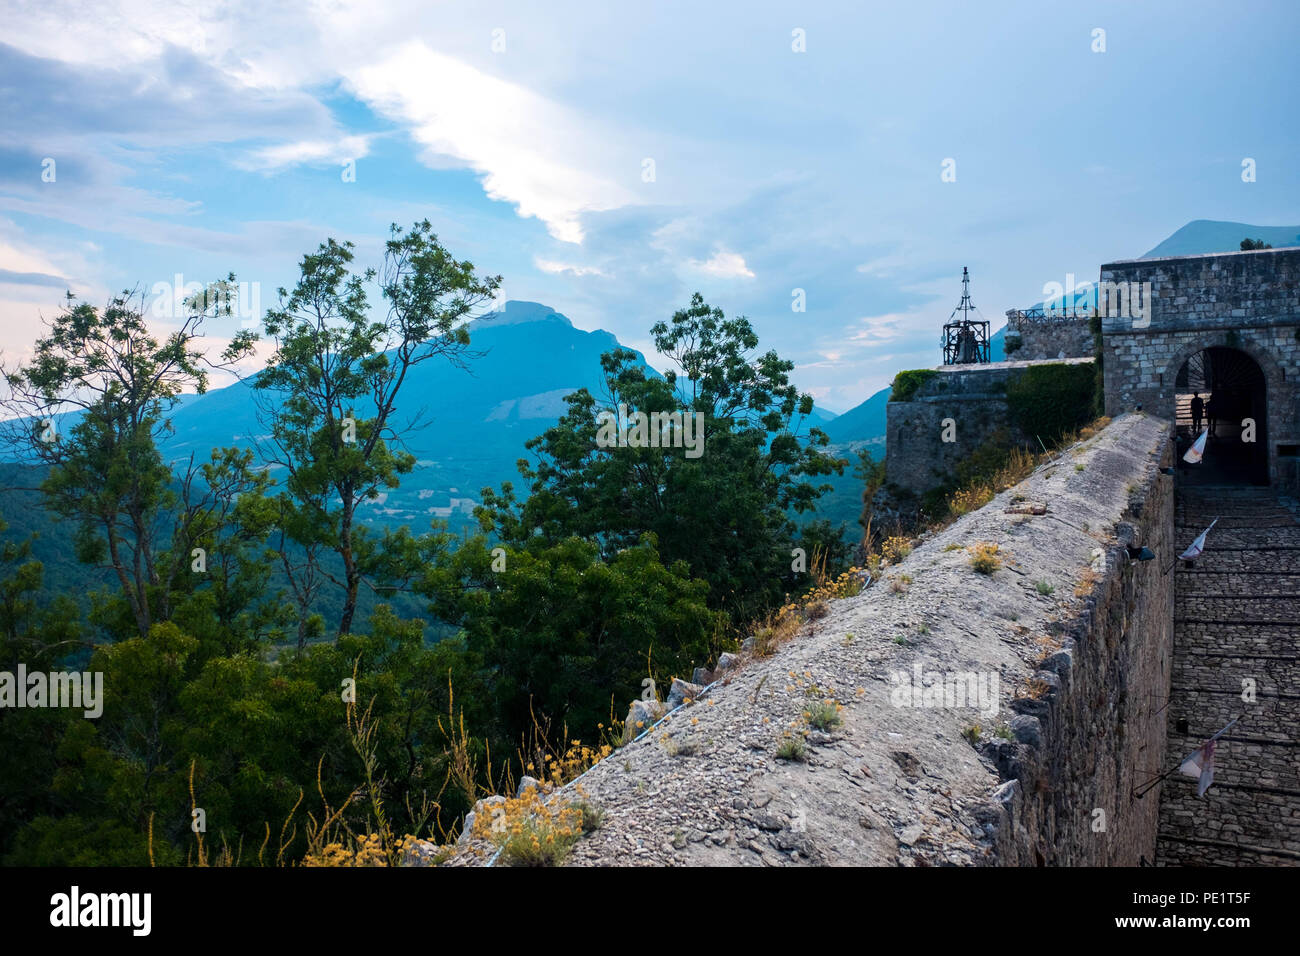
[472,300,574,330]
[1141,220,1300,258]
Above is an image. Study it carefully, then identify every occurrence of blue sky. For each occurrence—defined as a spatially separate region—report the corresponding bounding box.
[2,0,1298,412]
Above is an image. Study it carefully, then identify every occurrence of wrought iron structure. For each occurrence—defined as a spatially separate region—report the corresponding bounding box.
[942,267,990,365]
[1006,305,1096,324]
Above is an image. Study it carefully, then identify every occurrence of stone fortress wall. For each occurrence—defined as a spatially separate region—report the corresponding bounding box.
[885,358,1094,496]
[455,416,1176,866]
[451,249,1297,868]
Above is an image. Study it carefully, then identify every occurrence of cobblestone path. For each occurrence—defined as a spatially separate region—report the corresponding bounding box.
[1156,485,1300,865]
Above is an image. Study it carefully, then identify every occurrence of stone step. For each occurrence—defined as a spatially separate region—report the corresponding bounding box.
[1171,654,1300,698]
[1157,838,1300,866]
[1158,784,1300,852]
[1159,486,1300,867]
[1176,572,1300,597]
[1174,595,1300,624]
[1175,515,1300,529]
[1172,550,1300,573]
[1163,686,1299,740]
[1172,621,1298,655]
[1175,733,1300,784]
[1173,528,1300,548]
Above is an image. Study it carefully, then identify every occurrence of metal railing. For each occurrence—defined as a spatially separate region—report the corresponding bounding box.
[1005,307,1097,325]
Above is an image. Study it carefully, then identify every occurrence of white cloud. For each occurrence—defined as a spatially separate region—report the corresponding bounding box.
[0,238,66,279]
[239,134,373,171]
[855,250,910,278]
[534,258,609,278]
[846,312,910,347]
[683,249,754,279]
[345,41,638,243]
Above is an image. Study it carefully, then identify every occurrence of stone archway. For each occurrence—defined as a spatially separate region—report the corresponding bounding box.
[1171,346,1269,484]
[1162,335,1287,408]
[1161,336,1287,487]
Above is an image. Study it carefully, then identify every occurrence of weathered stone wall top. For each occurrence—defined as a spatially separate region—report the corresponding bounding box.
[1004,312,1095,361]
[449,414,1174,867]
[1099,246,1300,334]
[907,357,1095,399]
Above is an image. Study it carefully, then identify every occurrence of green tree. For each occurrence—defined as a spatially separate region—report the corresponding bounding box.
[0,517,83,860]
[255,221,500,641]
[478,293,843,621]
[855,447,887,550]
[420,533,722,749]
[0,285,254,638]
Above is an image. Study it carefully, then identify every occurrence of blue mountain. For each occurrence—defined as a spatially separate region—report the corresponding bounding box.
[1141,220,1300,258]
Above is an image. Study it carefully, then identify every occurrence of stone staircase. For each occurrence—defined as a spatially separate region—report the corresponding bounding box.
[1155,485,1300,865]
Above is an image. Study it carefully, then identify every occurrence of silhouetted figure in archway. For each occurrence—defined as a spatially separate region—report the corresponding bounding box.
[1206,395,1218,437]
[1191,393,1204,434]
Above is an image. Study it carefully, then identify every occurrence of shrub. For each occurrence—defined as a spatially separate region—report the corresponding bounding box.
[890,369,940,403]
[1005,362,1098,446]
[1025,677,1052,700]
[484,789,585,867]
[949,485,994,517]
[805,698,843,731]
[497,814,581,867]
[881,535,913,563]
[969,542,1002,575]
[1035,579,1055,596]
[575,802,604,833]
[775,734,807,761]
[1074,568,1100,597]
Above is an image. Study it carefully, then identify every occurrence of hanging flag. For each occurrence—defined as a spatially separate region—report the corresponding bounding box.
[1179,738,1216,797]
[1178,518,1219,561]
[1183,428,1209,463]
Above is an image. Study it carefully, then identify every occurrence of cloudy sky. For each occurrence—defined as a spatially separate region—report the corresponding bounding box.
[2,0,1298,412]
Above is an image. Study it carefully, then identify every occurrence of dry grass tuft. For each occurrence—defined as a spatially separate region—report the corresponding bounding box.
[1074,568,1100,597]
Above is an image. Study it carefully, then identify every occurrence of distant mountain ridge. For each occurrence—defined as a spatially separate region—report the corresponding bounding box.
[23,299,839,535]
[1140,220,1300,258]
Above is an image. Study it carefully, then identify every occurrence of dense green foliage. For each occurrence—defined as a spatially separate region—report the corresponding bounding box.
[477,293,845,622]
[1005,362,1099,446]
[888,369,939,403]
[0,241,840,866]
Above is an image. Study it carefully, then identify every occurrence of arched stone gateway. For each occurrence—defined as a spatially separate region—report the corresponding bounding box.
[1172,346,1268,484]
[1099,247,1300,494]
